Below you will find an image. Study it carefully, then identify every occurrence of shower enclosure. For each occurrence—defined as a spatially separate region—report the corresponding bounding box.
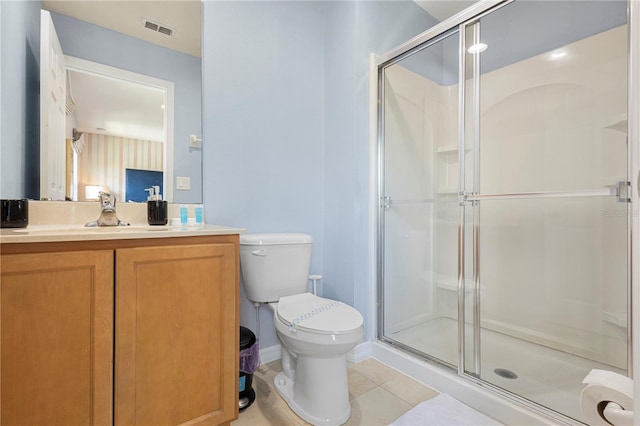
[376,0,635,423]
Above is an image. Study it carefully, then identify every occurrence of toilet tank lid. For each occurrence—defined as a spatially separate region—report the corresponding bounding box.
[240,233,312,246]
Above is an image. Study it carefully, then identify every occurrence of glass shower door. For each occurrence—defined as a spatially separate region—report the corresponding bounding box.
[379,29,460,367]
[461,1,630,422]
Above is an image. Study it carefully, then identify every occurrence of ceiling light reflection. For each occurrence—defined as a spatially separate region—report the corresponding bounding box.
[467,43,488,54]
[550,49,568,60]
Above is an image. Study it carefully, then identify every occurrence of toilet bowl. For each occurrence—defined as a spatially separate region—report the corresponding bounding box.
[271,293,364,425]
[239,233,364,425]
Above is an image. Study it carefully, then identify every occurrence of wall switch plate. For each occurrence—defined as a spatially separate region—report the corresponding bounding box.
[176,176,191,190]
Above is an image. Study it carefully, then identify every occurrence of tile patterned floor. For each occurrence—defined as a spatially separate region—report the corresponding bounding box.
[232,358,440,426]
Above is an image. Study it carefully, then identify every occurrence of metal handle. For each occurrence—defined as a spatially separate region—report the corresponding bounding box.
[251,249,268,256]
[381,196,392,209]
[464,184,627,202]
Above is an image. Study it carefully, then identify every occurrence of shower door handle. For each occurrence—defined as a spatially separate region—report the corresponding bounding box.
[381,196,392,209]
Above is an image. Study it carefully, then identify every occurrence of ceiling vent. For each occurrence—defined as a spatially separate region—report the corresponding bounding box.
[142,18,175,37]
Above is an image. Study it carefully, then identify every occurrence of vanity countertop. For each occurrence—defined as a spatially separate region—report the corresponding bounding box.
[0,224,245,244]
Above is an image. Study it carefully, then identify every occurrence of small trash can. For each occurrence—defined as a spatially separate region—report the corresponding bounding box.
[239,326,259,410]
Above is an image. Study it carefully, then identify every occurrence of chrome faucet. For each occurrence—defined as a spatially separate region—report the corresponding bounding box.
[85,192,130,227]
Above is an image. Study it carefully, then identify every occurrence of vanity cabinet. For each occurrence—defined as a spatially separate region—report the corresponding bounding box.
[0,250,114,426]
[0,235,239,426]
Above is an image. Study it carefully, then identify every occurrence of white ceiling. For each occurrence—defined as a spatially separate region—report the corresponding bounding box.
[41,0,201,57]
[69,70,165,142]
[414,0,478,22]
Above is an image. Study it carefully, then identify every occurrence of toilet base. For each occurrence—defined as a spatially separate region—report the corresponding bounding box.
[274,371,351,426]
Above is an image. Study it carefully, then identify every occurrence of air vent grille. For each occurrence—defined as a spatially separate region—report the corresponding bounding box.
[144,21,159,32]
[158,26,173,36]
[142,18,174,37]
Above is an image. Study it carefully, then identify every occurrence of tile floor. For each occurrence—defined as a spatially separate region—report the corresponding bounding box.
[232,358,440,426]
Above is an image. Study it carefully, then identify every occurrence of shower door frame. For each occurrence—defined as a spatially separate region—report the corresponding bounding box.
[375,0,640,423]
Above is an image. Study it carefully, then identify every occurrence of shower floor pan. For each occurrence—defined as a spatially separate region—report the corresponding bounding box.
[389,317,625,423]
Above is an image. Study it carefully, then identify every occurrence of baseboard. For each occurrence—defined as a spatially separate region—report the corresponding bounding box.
[259,343,281,365]
[349,341,373,364]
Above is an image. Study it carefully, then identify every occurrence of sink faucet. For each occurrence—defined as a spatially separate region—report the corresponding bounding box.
[85,192,130,227]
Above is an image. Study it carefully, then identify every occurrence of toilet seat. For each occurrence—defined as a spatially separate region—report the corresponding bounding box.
[276,293,363,335]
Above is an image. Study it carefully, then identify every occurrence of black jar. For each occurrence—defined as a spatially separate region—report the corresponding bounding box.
[147,200,168,225]
[1,199,29,228]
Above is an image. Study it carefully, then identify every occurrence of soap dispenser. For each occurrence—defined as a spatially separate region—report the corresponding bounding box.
[146,186,167,225]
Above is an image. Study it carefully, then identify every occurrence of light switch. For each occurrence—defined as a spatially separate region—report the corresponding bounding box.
[176,176,191,190]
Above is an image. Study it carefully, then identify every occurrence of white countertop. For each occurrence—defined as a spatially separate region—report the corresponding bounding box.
[0,224,245,244]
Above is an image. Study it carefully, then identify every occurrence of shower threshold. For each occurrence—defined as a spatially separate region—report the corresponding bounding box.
[388,317,625,423]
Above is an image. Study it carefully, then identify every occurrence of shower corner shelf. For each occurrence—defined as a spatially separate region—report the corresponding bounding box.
[437,145,472,155]
[604,113,627,134]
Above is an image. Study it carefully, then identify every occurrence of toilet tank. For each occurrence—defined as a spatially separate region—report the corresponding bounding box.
[239,233,313,303]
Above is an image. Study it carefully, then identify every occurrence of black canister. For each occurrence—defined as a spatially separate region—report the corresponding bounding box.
[147,200,168,225]
[239,326,259,410]
[1,199,29,228]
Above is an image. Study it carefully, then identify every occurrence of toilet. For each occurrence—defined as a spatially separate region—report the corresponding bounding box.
[239,233,364,426]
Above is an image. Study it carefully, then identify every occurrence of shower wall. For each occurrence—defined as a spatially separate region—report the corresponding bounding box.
[476,24,628,369]
[384,25,628,369]
[383,66,436,332]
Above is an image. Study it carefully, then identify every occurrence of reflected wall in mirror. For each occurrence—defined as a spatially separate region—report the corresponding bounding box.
[40,0,202,203]
[65,56,174,203]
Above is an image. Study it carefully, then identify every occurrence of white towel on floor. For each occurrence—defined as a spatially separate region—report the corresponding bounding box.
[389,393,503,426]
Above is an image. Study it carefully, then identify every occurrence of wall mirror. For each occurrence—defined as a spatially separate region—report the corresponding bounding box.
[39,0,202,204]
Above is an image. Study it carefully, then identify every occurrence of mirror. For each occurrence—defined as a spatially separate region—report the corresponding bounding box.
[39,1,202,204]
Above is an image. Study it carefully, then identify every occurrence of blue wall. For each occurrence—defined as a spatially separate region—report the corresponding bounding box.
[203,0,435,347]
[51,12,203,204]
[1,0,41,200]
[203,1,328,345]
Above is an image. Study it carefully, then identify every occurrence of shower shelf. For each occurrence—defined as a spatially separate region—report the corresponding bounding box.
[436,281,473,292]
[604,113,627,134]
[437,145,472,155]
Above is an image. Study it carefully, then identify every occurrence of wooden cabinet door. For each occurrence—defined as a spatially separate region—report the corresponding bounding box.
[115,243,238,426]
[0,250,114,426]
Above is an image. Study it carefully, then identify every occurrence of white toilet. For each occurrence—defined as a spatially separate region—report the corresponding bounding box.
[239,233,364,426]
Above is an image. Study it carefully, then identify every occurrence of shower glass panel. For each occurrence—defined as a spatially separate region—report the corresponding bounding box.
[379,29,460,367]
[462,1,629,422]
[378,0,632,423]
